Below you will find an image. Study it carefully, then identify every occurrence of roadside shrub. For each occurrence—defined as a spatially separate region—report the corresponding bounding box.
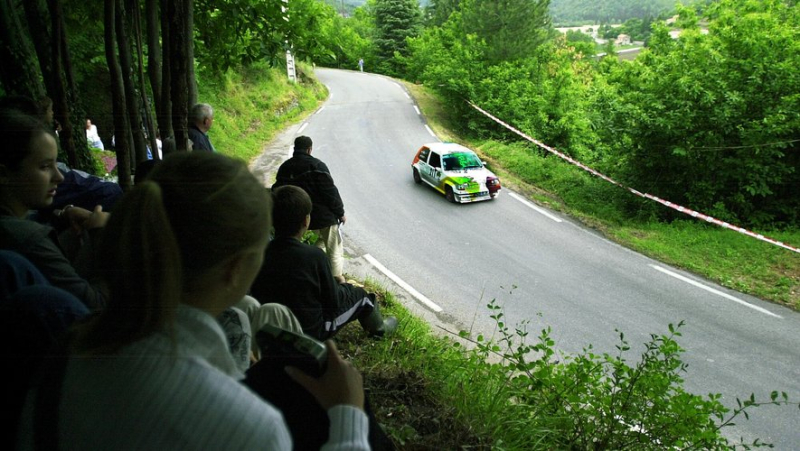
[456,300,797,449]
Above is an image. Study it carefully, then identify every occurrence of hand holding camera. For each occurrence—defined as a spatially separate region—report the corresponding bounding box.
[256,324,365,411]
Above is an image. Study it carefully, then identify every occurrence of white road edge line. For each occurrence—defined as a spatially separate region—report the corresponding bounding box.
[650,265,782,318]
[364,254,443,313]
[414,105,421,115]
[297,122,308,134]
[508,191,563,223]
[316,106,325,114]
[424,125,436,137]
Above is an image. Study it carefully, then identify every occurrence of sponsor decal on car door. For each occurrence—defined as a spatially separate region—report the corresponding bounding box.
[424,152,445,189]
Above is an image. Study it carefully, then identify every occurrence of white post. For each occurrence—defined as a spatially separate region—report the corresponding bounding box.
[282,0,296,82]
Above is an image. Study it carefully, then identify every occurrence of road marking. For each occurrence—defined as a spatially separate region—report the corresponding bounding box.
[364,254,443,313]
[414,105,420,115]
[649,265,782,318]
[424,125,436,137]
[297,122,308,134]
[508,192,563,223]
[316,106,325,114]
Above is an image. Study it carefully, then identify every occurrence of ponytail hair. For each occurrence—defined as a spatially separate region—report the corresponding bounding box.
[77,152,271,354]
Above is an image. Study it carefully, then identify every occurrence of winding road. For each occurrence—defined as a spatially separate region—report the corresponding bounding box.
[259,68,800,448]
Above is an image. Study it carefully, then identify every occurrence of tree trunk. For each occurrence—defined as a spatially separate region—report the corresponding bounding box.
[48,0,79,169]
[159,0,173,143]
[168,0,190,152]
[55,0,90,170]
[186,0,197,106]
[146,0,164,139]
[116,0,148,164]
[20,0,55,98]
[105,0,132,190]
[130,0,159,160]
[0,0,46,100]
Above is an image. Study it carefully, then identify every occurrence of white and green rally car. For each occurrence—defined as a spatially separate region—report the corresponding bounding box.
[411,142,501,203]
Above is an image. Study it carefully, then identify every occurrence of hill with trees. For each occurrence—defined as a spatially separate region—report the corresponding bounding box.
[549,0,708,24]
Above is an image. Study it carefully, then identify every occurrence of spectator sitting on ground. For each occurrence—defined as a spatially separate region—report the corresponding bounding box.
[85,119,104,149]
[250,185,397,341]
[0,108,108,311]
[0,96,122,214]
[132,157,303,369]
[188,103,216,152]
[16,151,370,450]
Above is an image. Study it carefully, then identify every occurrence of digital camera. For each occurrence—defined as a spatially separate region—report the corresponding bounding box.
[255,323,328,377]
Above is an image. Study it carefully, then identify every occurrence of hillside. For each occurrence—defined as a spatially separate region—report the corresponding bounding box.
[549,0,702,24]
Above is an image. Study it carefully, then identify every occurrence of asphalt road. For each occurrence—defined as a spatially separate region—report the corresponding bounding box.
[278,68,800,448]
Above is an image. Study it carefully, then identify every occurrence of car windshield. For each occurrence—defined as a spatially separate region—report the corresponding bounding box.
[443,152,482,171]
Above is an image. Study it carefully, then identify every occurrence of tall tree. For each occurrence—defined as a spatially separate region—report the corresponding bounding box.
[49,0,89,169]
[116,0,148,164]
[425,0,460,26]
[105,0,132,189]
[0,0,46,99]
[461,0,551,64]
[373,0,422,74]
[167,0,191,151]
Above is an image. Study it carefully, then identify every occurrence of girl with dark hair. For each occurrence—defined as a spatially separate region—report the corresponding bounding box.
[0,108,107,310]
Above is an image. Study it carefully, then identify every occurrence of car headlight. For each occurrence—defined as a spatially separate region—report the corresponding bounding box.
[456,183,469,190]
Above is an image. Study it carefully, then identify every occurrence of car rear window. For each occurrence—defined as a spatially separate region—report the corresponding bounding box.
[418,147,430,163]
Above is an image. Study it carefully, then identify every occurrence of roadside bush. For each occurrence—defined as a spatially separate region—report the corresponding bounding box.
[454,300,796,449]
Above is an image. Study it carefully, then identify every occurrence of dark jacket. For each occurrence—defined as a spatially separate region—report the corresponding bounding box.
[250,236,340,339]
[273,152,344,230]
[0,212,106,310]
[188,124,214,152]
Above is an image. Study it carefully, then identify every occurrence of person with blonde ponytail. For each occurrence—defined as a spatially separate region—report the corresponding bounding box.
[18,152,369,450]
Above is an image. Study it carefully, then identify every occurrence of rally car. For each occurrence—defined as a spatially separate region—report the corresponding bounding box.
[411,143,501,203]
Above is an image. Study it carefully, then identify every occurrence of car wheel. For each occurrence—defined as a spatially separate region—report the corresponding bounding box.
[445,186,456,203]
[413,167,422,184]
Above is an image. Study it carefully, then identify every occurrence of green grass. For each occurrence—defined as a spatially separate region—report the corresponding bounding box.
[404,81,800,309]
[197,63,327,164]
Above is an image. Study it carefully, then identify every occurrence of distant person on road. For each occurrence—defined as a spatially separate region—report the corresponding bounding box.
[358,58,364,72]
[273,135,347,283]
[250,185,397,341]
[188,103,216,152]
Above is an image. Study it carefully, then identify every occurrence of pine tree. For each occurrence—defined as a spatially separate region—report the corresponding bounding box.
[374,0,422,74]
[461,0,551,64]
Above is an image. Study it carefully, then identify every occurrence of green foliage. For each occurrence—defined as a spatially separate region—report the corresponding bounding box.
[602,16,659,42]
[196,61,326,163]
[460,0,551,64]
[549,0,682,25]
[404,12,486,122]
[316,4,378,69]
[457,300,798,449]
[194,0,339,72]
[373,0,423,75]
[597,0,800,227]
[194,0,287,73]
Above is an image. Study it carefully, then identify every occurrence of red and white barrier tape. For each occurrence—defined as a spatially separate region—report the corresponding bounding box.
[468,101,800,254]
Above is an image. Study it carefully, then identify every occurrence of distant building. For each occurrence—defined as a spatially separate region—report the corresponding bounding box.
[615,34,631,46]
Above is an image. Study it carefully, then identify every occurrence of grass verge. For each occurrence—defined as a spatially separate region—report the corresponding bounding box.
[197,63,327,164]
[402,81,800,309]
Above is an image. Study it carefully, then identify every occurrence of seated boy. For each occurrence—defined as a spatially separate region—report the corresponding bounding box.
[250,185,397,341]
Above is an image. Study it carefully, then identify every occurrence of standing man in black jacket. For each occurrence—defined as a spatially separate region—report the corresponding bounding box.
[188,103,216,152]
[273,136,347,283]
